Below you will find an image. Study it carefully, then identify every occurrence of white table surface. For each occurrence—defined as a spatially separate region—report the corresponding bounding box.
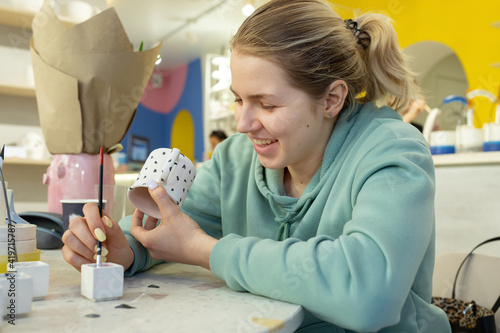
[7,250,304,333]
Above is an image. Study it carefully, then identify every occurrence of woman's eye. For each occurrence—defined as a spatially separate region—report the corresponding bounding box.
[260,104,275,110]
[234,98,242,104]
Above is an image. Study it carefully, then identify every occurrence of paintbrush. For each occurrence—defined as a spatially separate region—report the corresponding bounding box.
[96,147,104,267]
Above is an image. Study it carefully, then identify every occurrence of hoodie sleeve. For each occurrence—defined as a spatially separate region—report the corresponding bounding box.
[209,136,436,332]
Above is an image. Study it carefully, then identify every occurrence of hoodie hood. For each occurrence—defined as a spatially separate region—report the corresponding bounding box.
[254,102,365,240]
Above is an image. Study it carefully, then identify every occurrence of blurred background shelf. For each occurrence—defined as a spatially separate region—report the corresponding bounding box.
[210,111,234,121]
[4,158,50,166]
[0,5,75,29]
[0,4,37,28]
[0,83,35,97]
[433,151,500,166]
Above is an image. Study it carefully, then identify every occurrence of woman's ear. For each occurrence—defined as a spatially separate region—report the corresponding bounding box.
[324,80,348,118]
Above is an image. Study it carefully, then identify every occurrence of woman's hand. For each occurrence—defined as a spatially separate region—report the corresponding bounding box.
[62,203,134,271]
[130,180,217,270]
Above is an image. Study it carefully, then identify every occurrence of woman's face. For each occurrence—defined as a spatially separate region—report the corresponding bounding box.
[230,52,334,173]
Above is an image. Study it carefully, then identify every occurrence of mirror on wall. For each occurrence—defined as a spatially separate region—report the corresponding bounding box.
[404,41,468,131]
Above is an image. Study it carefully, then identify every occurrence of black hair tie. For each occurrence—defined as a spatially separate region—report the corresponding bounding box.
[344,19,370,49]
[344,19,361,37]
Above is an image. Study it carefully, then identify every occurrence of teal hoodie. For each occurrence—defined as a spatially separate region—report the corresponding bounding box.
[120,102,451,332]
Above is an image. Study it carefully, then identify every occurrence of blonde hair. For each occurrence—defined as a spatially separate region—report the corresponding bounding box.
[230,0,420,114]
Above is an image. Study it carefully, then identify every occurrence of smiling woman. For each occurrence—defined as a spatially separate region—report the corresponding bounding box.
[62,0,451,332]
[230,53,337,196]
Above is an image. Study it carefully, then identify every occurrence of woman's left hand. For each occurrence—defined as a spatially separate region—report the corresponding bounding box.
[130,180,218,270]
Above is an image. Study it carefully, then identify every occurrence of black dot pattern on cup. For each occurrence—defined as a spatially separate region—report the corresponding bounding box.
[134,148,196,208]
[169,163,196,206]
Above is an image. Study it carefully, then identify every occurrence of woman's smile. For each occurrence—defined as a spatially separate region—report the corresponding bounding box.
[230,51,335,178]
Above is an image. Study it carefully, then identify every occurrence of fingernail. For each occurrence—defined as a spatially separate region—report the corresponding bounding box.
[94,228,106,242]
[147,180,159,190]
[94,245,108,256]
[103,216,113,228]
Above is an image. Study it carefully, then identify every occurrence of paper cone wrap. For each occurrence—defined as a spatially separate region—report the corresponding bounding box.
[30,1,162,154]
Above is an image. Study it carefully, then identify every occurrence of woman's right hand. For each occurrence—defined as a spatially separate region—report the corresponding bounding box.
[62,202,134,272]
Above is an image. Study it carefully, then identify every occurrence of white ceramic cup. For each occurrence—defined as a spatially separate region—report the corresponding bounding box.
[430,130,455,146]
[456,125,484,152]
[483,123,500,142]
[21,132,45,160]
[128,148,196,219]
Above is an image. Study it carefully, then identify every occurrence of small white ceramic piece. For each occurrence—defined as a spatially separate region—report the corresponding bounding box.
[128,148,196,219]
[430,130,456,155]
[0,223,36,242]
[13,261,49,300]
[0,272,33,317]
[0,239,36,256]
[81,263,124,302]
[456,125,484,153]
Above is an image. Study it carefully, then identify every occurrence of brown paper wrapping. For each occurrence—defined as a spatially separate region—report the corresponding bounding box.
[30,1,162,154]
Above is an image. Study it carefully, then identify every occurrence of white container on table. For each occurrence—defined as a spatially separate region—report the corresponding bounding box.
[14,261,49,300]
[456,125,484,153]
[81,263,124,302]
[0,272,33,317]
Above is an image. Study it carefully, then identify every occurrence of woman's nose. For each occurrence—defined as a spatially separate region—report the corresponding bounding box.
[236,105,259,133]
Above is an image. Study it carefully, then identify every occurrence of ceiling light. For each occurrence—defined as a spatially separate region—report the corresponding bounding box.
[242,3,255,17]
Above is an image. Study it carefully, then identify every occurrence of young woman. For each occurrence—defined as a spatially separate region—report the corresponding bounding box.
[62,0,450,331]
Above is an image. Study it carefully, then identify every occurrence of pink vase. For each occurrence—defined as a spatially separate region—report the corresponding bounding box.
[43,154,115,214]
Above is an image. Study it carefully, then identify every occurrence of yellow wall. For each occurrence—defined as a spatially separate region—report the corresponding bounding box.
[330,0,500,126]
[171,110,195,161]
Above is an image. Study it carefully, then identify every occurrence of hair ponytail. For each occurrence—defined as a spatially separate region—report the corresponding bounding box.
[231,0,419,115]
[355,13,420,113]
